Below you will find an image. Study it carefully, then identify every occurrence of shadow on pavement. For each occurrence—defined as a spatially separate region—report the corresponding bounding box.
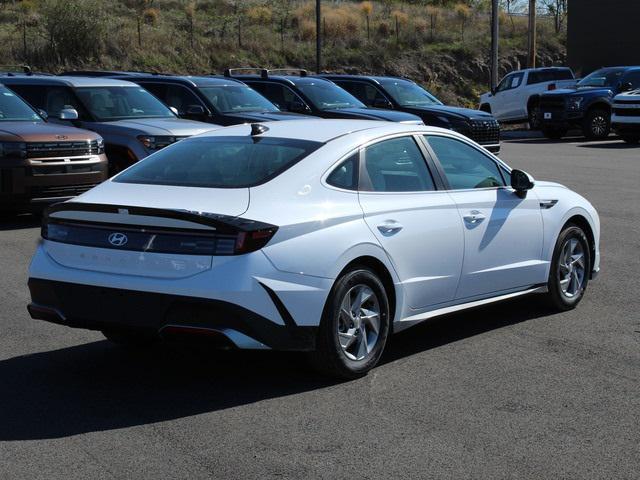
[577,141,637,149]
[0,213,41,231]
[0,296,553,440]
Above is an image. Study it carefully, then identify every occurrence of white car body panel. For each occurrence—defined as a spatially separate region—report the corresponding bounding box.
[27,119,600,350]
[611,90,640,125]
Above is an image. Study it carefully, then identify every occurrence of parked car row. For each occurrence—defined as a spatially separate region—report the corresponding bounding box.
[482,65,640,143]
[0,66,505,213]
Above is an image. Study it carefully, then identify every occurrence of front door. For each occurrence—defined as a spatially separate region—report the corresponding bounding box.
[424,135,545,300]
[357,135,464,309]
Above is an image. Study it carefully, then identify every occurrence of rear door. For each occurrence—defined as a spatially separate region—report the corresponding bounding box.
[357,135,464,309]
[424,135,545,300]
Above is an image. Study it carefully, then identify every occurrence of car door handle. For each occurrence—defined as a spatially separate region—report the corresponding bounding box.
[463,211,486,225]
[377,221,403,235]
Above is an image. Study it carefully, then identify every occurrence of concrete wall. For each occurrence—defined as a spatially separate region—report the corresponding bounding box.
[567,0,640,76]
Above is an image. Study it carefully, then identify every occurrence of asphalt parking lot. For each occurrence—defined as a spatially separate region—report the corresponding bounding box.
[1,135,639,479]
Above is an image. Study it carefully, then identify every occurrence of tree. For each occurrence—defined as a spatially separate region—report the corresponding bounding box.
[124,0,158,47]
[541,0,567,33]
[426,5,439,41]
[17,0,37,60]
[454,3,471,41]
[360,1,373,41]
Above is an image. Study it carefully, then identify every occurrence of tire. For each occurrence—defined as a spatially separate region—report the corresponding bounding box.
[621,134,640,144]
[528,104,541,130]
[542,127,567,140]
[308,267,390,379]
[102,329,158,347]
[582,108,610,140]
[543,224,591,311]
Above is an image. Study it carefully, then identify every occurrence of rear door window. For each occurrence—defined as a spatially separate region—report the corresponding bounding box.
[115,136,322,188]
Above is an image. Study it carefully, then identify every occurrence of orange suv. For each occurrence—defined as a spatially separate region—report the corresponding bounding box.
[0,85,107,213]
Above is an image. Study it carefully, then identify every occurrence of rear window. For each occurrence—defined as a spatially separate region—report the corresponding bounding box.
[115,136,322,188]
[527,68,574,85]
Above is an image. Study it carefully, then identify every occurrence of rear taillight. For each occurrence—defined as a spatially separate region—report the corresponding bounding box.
[234,228,278,254]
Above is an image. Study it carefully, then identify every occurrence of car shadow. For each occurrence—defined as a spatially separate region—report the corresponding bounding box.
[577,141,638,149]
[0,213,41,231]
[0,296,553,441]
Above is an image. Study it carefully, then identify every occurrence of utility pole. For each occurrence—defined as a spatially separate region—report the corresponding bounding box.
[490,0,499,90]
[316,0,321,73]
[527,0,536,68]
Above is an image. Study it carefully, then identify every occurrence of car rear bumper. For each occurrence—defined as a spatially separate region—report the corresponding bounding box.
[28,278,318,351]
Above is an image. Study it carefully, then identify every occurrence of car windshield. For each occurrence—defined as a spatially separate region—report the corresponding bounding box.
[378,79,442,107]
[75,86,175,121]
[200,86,279,113]
[114,136,322,188]
[577,68,626,88]
[0,89,42,122]
[296,81,365,110]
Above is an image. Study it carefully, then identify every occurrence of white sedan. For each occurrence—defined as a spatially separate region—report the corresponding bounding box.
[27,120,600,378]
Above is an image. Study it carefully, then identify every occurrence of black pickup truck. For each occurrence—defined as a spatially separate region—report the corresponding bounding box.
[538,66,640,140]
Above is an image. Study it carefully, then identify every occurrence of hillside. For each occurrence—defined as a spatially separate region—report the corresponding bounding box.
[0,0,567,107]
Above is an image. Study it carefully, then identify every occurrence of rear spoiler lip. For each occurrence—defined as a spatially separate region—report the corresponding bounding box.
[44,201,276,233]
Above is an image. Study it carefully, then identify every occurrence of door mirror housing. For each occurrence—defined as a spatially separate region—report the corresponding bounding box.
[620,81,635,93]
[372,97,393,109]
[289,100,309,113]
[58,108,79,121]
[38,109,48,120]
[186,104,206,116]
[169,106,179,116]
[511,169,535,196]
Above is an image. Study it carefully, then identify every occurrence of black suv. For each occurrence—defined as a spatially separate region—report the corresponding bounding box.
[226,69,424,125]
[538,66,640,140]
[75,73,313,125]
[322,75,501,153]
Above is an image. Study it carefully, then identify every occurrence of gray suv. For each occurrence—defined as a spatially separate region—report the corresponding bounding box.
[0,76,218,172]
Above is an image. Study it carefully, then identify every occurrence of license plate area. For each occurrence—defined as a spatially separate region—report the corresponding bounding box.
[544,112,552,120]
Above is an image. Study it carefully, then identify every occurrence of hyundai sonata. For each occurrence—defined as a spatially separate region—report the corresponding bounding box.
[27,120,600,378]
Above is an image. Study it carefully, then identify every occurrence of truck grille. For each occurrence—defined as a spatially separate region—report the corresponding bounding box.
[469,119,500,145]
[26,140,102,159]
[539,96,566,110]
[30,183,98,199]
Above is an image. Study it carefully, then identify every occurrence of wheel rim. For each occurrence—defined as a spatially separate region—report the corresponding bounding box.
[530,109,539,127]
[337,284,381,361]
[591,115,607,136]
[558,237,586,298]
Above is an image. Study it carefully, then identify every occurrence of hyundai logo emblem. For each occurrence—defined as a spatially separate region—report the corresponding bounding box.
[108,232,128,247]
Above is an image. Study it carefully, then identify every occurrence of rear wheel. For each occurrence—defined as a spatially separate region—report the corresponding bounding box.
[543,224,591,311]
[308,267,390,379]
[582,108,610,140]
[102,329,158,347]
[542,127,567,140]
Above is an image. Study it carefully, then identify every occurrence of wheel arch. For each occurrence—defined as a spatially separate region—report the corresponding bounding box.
[562,214,596,275]
[480,103,492,113]
[585,100,612,114]
[527,94,540,110]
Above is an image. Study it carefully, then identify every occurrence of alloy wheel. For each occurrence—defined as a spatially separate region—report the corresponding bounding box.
[558,237,586,298]
[591,115,608,137]
[337,284,381,361]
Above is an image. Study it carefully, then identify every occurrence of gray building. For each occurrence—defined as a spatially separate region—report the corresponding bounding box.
[567,0,639,76]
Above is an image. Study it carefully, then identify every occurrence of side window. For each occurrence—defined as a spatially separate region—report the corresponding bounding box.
[336,81,386,107]
[139,82,167,103]
[622,71,640,89]
[426,136,506,190]
[326,153,359,190]
[362,136,435,192]
[5,85,46,110]
[496,74,512,93]
[43,87,84,119]
[164,85,203,115]
[248,82,305,111]
[510,73,524,89]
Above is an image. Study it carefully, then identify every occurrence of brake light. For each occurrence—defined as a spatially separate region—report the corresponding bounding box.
[548,83,556,91]
[234,228,278,254]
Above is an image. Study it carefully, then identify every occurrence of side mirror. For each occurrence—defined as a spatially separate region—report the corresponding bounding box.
[59,108,79,121]
[511,169,535,197]
[620,82,634,92]
[38,109,48,120]
[289,100,309,113]
[169,106,179,116]
[186,104,206,116]
[372,97,393,109]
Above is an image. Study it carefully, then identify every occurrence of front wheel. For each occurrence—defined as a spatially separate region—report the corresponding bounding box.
[308,267,390,379]
[582,108,610,140]
[543,225,591,311]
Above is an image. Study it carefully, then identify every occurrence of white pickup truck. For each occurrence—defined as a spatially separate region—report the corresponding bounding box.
[611,89,640,144]
[479,67,577,128]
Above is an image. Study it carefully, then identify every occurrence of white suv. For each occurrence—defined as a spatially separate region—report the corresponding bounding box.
[611,89,640,144]
[480,67,576,128]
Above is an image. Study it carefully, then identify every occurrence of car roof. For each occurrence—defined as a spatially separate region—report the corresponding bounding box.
[117,75,247,87]
[230,74,334,87]
[192,119,443,143]
[319,74,416,84]
[0,75,139,88]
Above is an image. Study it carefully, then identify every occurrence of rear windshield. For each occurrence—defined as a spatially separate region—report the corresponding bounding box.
[527,68,574,85]
[115,136,322,188]
[0,89,42,122]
